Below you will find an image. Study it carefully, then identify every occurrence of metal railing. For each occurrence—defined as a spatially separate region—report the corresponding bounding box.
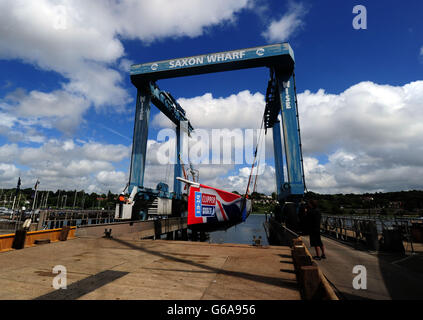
[321,214,423,253]
[38,209,116,230]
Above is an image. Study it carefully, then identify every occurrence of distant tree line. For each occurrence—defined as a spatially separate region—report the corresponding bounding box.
[304,190,423,216]
[0,187,119,210]
[233,190,423,216]
[2,186,423,216]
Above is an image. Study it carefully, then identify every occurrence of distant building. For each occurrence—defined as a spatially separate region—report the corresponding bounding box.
[389,201,402,209]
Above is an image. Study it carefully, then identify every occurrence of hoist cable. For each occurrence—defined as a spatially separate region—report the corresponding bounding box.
[243,116,265,198]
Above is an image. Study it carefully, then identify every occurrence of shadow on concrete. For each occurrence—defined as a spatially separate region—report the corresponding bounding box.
[323,234,423,299]
[376,251,423,300]
[280,269,296,274]
[339,292,373,301]
[142,267,215,274]
[34,270,129,300]
[305,235,423,300]
[111,238,299,291]
[280,260,294,265]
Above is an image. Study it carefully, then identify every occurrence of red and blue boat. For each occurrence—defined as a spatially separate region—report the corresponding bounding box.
[177,177,252,232]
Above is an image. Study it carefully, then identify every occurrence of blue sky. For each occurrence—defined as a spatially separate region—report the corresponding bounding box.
[0,0,422,195]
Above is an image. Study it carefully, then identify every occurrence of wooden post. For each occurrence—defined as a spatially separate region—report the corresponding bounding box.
[293,245,306,255]
[182,229,188,241]
[292,245,313,271]
[296,255,312,268]
[59,226,70,241]
[301,265,321,300]
[154,219,162,240]
[292,238,303,246]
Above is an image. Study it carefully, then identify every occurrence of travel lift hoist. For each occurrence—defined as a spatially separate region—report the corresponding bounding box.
[117,43,306,225]
[115,81,194,220]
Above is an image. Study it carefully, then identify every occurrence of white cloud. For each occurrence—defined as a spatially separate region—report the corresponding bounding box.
[143,135,239,191]
[304,151,423,194]
[0,111,17,128]
[0,1,251,75]
[0,125,46,144]
[0,139,130,193]
[63,63,129,110]
[118,58,135,73]
[0,163,20,182]
[211,164,276,195]
[81,143,130,163]
[96,170,127,186]
[152,90,265,129]
[298,80,423,193]
[150,80,423,194]
[115,0,251,42]
[262,2,308,42]
[298,81,423,157]
[3,78,423,195]
[0,0,252,132]
[4,89,91,134]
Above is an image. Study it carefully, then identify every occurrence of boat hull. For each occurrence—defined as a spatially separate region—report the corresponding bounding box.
[187,184,251,232]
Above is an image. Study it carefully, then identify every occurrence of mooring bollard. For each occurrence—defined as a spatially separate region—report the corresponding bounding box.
[293,245,306,256]
[12,229,27,250]
[292,238,303,246]
[301,265,321,300]
[103,228,113,239]
[292,245,310,270]
[59,226,71,241]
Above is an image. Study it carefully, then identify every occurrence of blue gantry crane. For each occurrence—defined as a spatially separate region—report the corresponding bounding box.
[119,43,305,221]
[115,81,193,220]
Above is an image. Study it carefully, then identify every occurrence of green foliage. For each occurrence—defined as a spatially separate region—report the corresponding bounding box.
[250,192,261,200]
[3,186,423,216]
[304,190,423,215]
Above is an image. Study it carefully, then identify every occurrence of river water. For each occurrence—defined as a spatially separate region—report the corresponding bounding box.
[207,214,269,245]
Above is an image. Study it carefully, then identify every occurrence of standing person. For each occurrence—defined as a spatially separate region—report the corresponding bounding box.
[298,201,308,235]
[307,199,326,260]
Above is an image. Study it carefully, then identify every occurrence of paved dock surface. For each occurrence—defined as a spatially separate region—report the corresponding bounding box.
[303,236,423,300]
[0,237,301,300]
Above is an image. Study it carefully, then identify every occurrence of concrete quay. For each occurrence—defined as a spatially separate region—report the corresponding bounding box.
[0,237,301,300]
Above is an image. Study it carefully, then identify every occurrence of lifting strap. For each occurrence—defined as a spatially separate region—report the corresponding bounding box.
[178,154,188,190]
[243,116,265,198]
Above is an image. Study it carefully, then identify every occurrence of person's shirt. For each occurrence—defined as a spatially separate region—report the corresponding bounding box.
[310,208,321,231]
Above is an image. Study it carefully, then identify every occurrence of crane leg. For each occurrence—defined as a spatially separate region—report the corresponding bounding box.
[129,86,151,194]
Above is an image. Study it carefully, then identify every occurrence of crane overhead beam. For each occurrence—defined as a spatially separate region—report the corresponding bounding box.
[149,82,194,133]
[130,43,294,83]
